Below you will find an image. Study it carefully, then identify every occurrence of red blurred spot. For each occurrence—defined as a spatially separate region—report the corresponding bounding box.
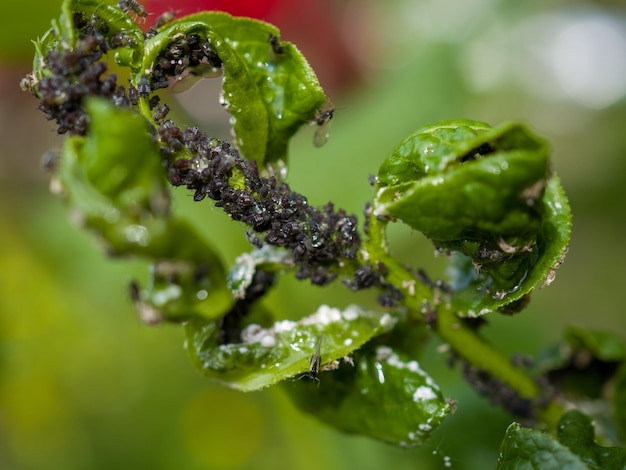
[143,0,279,19]
[142,0,362,94]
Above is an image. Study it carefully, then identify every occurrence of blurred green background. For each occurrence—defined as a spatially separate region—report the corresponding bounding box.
[2,0,625,468]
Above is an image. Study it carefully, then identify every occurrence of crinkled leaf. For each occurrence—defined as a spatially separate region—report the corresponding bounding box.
[143,12,326,166]
[375,120,571,315]
[284,344,450,447]
[498,422,588,469]
[59,98,233,320]
[557,410,626,470]
[184,305,396,391]
[377,120,493,186]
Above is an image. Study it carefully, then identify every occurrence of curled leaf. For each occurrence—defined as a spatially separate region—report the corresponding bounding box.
[375,120,571,315]
[142,12,326,166]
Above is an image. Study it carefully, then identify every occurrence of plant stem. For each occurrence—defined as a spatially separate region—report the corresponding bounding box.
[365,211,564,428]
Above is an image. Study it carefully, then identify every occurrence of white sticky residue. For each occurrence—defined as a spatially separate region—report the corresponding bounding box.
[343,338,353,346]
[260,334,277,348]
[241,324,265,344]
[318,305,342,324]
[274,320,297,333]
[375,346,392,362]
[238,346,249,354]
[418,423,433,432]
[302,304,342,325]
[406,360,423,374]
[401,279,416,296]
[382,350,443,397]
[413,386,437,402]
[379,313,397,329]
[124,224,150,246]
[375,362,385,384]
[342,306,359,321]
[152,284,182,306]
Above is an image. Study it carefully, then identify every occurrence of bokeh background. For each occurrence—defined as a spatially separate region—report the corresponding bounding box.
[2,0,625,468]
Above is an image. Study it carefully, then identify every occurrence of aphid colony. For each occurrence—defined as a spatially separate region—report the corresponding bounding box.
[25,1,405,351]
[160,124,362,287]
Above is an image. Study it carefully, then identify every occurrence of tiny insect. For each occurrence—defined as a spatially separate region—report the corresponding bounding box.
[171,63,223,93]
[308,334,323,383]
[137,75,151,97]
[312,107,334,148]
[268,33,283,55]
[118,0,147,18]
[153,11,176,29]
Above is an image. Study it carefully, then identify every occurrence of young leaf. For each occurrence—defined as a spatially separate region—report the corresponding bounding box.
[184,305,396,391]
[374,120,571,315]
[557,410,626,469]
[499,411,626,469]
[498,422,588,469]
[284,344,451,447]
[142,12,326,166]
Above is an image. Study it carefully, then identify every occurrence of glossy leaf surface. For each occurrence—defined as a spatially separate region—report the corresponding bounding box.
[142,12,326,165]
[498,422,588,469]
[375,120,571,315]
[185,305,396,391]
[499,411,626,469]
[284,344,451,447]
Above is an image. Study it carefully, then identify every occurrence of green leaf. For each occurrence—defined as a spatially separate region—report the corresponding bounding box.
[41,0,144,72]
[377,119,494,186]
[58,98,233,320]
[184,305,396,391]
[557,410,626,469]
[613,364,626,442]
[374,120,571,315]
[284,344,451,447]
[498,422,588,470]
[142,12,326,166]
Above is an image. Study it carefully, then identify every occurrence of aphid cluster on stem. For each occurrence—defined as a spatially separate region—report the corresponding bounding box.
[459,360,535,421]
[149,34,223,93]
[26,17,131,135]
[159,119,361,286]
[24,1,368,294]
